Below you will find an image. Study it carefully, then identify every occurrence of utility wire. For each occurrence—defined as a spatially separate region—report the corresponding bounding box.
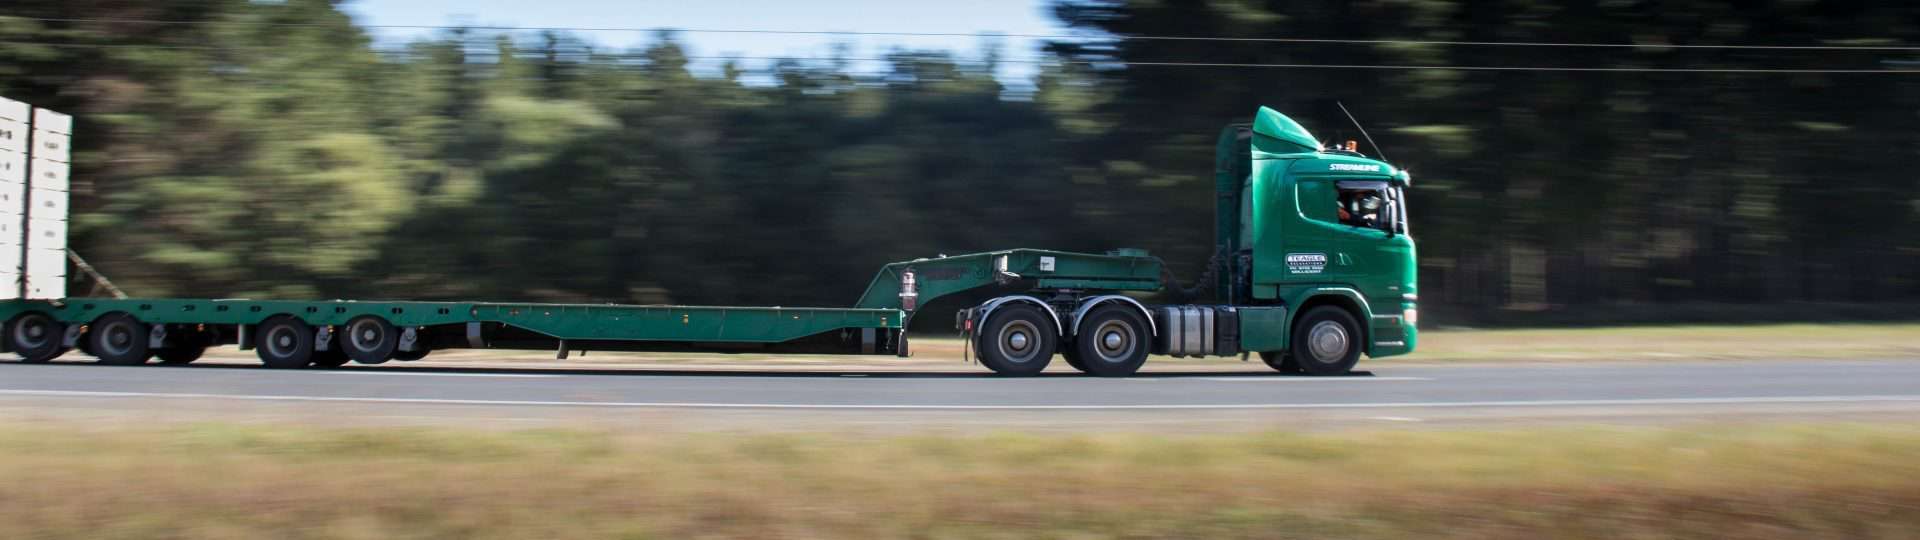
[11,16,1920,51]
[5,42,1918,73]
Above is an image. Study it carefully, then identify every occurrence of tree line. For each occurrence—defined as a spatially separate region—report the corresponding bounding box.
[1,0,1915,326]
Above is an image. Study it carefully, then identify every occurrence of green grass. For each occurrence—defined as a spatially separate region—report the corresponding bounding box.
[1,423,1917,539]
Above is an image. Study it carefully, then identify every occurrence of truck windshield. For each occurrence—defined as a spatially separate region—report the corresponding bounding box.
[1334,180,1403,234]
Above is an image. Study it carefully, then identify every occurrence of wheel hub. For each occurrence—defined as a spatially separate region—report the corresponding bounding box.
[1307,321,1349,363]
[996,320,1043,363]
[1102,331,1123,350]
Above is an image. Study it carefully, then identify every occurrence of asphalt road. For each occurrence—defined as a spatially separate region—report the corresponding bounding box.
[0,359,1915,430]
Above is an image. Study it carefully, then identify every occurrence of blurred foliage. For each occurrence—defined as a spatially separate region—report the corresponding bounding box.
[0,0,1915,319]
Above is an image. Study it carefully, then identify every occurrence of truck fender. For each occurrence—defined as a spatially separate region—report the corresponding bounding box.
[1070,295,1157,337]
[977,296,1064,336]
[1284,287,1373,348]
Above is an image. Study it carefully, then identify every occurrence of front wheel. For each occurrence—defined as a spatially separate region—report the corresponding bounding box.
[1290,306,1362,376]
[975,304,1055,376]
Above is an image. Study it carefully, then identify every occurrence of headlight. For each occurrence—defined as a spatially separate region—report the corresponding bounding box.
[1404,308,1418,326]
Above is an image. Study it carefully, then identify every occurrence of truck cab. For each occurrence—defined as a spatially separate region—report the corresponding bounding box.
[938,106,1417,377]
[1218,107,1417,370]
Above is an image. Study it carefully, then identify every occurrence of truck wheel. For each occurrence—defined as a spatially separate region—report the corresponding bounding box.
[156,327,213,365]
[255,317,316,369]
[1073,306,1149,377]
[1291,306,1361,376]
[1061,348,1088,373]
[341,315,398,364]
[392,348,430,361]
[89,313,153,366]
[976,304,1055,376]
[155,346,207,365]
[8,312,67,363]
[1259,351,1302,374]
[311,346,351,368]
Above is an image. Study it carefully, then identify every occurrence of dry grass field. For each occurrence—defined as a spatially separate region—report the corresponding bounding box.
[0,422,1915,539]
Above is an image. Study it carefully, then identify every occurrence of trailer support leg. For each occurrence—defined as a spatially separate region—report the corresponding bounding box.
[465,322,486,349]
[556,339,569,360]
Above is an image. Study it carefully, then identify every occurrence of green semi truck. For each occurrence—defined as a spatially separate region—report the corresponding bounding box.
[0,106,1414,377]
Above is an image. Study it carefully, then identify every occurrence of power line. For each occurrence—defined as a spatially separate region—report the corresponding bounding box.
[6,42,1916,74]
[12,16,1920,51]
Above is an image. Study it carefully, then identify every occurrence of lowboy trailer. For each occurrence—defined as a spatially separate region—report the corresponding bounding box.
[0,106,1416,377]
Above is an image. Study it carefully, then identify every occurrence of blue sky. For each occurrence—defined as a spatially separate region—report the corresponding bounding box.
[340,0,1070,83]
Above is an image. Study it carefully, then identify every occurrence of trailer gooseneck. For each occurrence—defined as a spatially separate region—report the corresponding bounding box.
[0,105,1416,377]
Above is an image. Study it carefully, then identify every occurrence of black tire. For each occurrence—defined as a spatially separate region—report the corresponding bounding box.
[1073,306,1150,377]
[8,312,67,363]
[340,315,398,365]
[391,348,430,361]
[88,313,152,366]
[155,346,207,365]
[155,327,213,365]
[1290,306,1362,376]
[255,316,316,369]
[1259,351,1302,374]
[1061,347,1088,373]
[310,346,351,368]
[975,303,1055,376]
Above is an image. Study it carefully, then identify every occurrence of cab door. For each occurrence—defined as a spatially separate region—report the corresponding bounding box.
[1276,176,1350,284]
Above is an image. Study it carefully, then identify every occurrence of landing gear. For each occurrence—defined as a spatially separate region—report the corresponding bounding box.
[975,304,1055,376]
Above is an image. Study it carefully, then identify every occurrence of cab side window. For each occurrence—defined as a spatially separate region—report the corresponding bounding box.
[1296,179,1340,224]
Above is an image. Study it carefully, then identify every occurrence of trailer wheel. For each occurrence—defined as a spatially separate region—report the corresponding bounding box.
[976,304,1055,376]
[1258,351,1302,374]
[155,346,207,365]
[88,313,152,366]
[156,327,213,365]
[392,348,430,361]
[8,312,67,363]
[341,315,398,364]
[1291,306,1361,376]
[255,317,316,369]
[311,346,351,368]
[1073,306,1149,377]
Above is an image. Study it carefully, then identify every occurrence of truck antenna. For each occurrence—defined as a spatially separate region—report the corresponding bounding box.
[1336,101,1387,162]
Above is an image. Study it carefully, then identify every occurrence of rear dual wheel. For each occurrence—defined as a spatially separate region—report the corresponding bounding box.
[256,316,316,369]
[976,304,1055,376]
[1071,306,1149,378]
[340,315,399,365]
[88,313,152,366]
[8,312,67,363]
